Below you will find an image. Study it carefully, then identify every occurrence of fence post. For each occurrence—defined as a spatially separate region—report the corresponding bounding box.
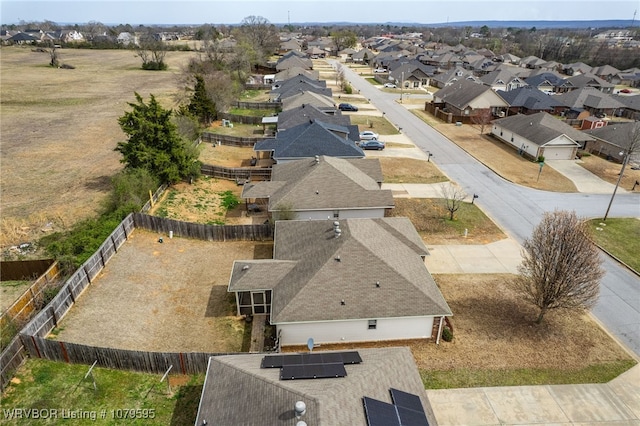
[50,306,58,328]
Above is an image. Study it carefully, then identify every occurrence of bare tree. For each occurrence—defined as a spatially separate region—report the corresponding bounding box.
[440,184,467,220]
[471,108,493,134]
[48,44,59,68]
[514,210,604,324]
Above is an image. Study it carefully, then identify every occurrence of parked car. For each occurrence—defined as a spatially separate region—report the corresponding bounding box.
[360,140,385,150]
[383,83,397,88]
[374,68,387,73]
[359,131,379,140]
[338,103,358,111]
[620,88,632,94]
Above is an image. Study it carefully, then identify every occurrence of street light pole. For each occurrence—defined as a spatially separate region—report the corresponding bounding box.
[603,150,630,221]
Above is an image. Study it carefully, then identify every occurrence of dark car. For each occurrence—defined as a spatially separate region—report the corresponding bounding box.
[338,103,358,111]
[360,140,385,150]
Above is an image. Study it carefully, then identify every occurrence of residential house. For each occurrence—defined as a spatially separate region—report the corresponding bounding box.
[351,48,376,64]
[591,65,621,82]
[270,77,331,102]
[8,32,39,44]
[276,55,313,72]
[612,93,640,120]
[273,67,320,82]
[524,71,566,94]
[276,104,349,131]
[491,112,593,160]
[388,60,435,89]
[116,32,137,46]
[254,120,362,163]
[480,68,527,92]
[555,87,626,118]
[499,53,521,65]
[612,68,640,87]
[520,55,547,69]
[195,347,436,425]
[431,66,479,89]
[562,73,615,94]
[583,122,640,164]
[280,91,336,112]
[278,38,303,54]
[228,218,452,346]
[241,156,394,220]
[432,79,509,118]
[562,62,593,76]
[497,87,568,116]
[338,47,358,62]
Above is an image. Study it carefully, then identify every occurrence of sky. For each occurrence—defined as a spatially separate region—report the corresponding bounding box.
[1,0,639,26]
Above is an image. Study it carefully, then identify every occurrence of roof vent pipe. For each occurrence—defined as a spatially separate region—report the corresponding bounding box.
[295,401,306,418]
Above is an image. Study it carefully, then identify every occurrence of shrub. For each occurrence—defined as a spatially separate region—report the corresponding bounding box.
[344,83,353,95]
[442,326,453,342]
[537,155,545,163]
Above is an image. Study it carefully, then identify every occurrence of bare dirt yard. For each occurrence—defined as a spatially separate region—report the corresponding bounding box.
[285,274,634,378]
[0,47,197,249]
[51,229,273,352]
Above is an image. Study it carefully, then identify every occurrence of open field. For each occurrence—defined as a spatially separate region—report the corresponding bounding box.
[1,358,203,425]
[0,47,197,249]
[51,229,273,353]
[285,274,635,388]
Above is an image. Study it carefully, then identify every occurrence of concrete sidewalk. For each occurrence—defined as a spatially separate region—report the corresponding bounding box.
[426,364,640,425]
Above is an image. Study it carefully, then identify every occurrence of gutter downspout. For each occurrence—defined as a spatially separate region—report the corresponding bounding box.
[436,315,445,345]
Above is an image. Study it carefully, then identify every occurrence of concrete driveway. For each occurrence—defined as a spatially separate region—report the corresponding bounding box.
[425,238,522,274]
[546,160,628,194]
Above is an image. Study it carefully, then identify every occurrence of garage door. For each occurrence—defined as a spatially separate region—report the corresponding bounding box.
[542,147,573,160]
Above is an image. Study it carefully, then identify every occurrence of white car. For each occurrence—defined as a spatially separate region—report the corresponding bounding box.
[374,68,386,73]
[383,83,397,88]
[359,131,379,141]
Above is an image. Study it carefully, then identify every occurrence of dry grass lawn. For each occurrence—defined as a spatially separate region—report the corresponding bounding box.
[411,111,578,192]
[579,154,640,191]
[198,140,254,166]
[0,47,197,248]
[51,230,273,353]
[285,274,634,378]
[380,157,449,184]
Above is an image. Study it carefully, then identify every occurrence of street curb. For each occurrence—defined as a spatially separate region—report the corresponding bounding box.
[595,243,640,278]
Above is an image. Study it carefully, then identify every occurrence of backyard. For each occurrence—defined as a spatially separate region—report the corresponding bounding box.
[50,230,273,353]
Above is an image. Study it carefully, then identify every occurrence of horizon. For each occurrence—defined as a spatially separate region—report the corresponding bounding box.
[2,0,639,26]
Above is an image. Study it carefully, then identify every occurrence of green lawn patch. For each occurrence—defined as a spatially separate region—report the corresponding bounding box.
[228,107,278,117]
[587,218,640,272]
[420,360,637,389]
[349,115,399,135]
[1,358,205,425]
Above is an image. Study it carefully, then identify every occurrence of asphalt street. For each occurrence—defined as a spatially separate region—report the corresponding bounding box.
[333,61,640,356]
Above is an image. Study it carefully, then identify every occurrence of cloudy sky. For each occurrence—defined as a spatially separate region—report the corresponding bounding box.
[2,0,638,25]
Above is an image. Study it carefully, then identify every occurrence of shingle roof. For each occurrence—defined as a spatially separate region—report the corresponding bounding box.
[277,104,350,130]
[564,73,614,89]
[281,91,336,111]
[241,156,393,212]
[524,71,566,88]
[434,79,507,109]
[254,120,364,161]
[195,347,433,426]
[555,87,625,109]
[583,121,640,151]
[497,87,567,110]
[492,112,593,145]
[230,218,451,324]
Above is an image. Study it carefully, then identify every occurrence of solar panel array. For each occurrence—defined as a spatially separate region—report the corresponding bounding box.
[363,388,429,426]
[261,351,362,380]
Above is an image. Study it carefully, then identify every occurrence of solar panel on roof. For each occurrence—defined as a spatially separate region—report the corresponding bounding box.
[340,351,363,364]
[397,406,429,426]
[390,388,425,413]
[280,362,346,380]
[363,397,401,426]
[321,352,343,364]
[261,351,362,369]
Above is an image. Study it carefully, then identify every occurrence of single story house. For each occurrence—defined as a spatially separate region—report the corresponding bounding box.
[555,87,626,118]
[280,91,336,112]
[497,87,568,116]
[241,156,394,220]
[195,347,435,425]
[276,104,348,131]
[431,66,479,89]
[432,79,509,118]
[491,112,593,160]
[583,121,640,164]
[228,218,452,346]
[254,119,362,163]
[480,68,527,92]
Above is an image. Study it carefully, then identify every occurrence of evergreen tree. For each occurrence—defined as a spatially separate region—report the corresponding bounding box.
[115,93,200,184]
[188,75,217,125]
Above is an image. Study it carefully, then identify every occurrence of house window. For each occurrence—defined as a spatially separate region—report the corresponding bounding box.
[333,210,340,218]
[368,319,377,330]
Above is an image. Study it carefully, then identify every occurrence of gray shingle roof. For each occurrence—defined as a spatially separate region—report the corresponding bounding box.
[434,79,505,109]
[241,156,393,212]
[583,121,640,151]
[555,87,625,110]
[195,347,433,426]
[277,104,350,131]
[281,91,336,111]
[230,218,451,324]
[497,87,567,110]
[492,112,593,145]
[254,120,364,161]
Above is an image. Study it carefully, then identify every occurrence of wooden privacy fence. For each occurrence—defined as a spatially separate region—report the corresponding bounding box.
[20,337,242,375]
[1,261,60,334]
[141,183,168,213]
[219,112,264,126]
[1,259,55,280]
[0,336,27,391]
[233,101,281,110]
[132,213,273,241]
[200,132,266,147]
[200,164,272,181]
